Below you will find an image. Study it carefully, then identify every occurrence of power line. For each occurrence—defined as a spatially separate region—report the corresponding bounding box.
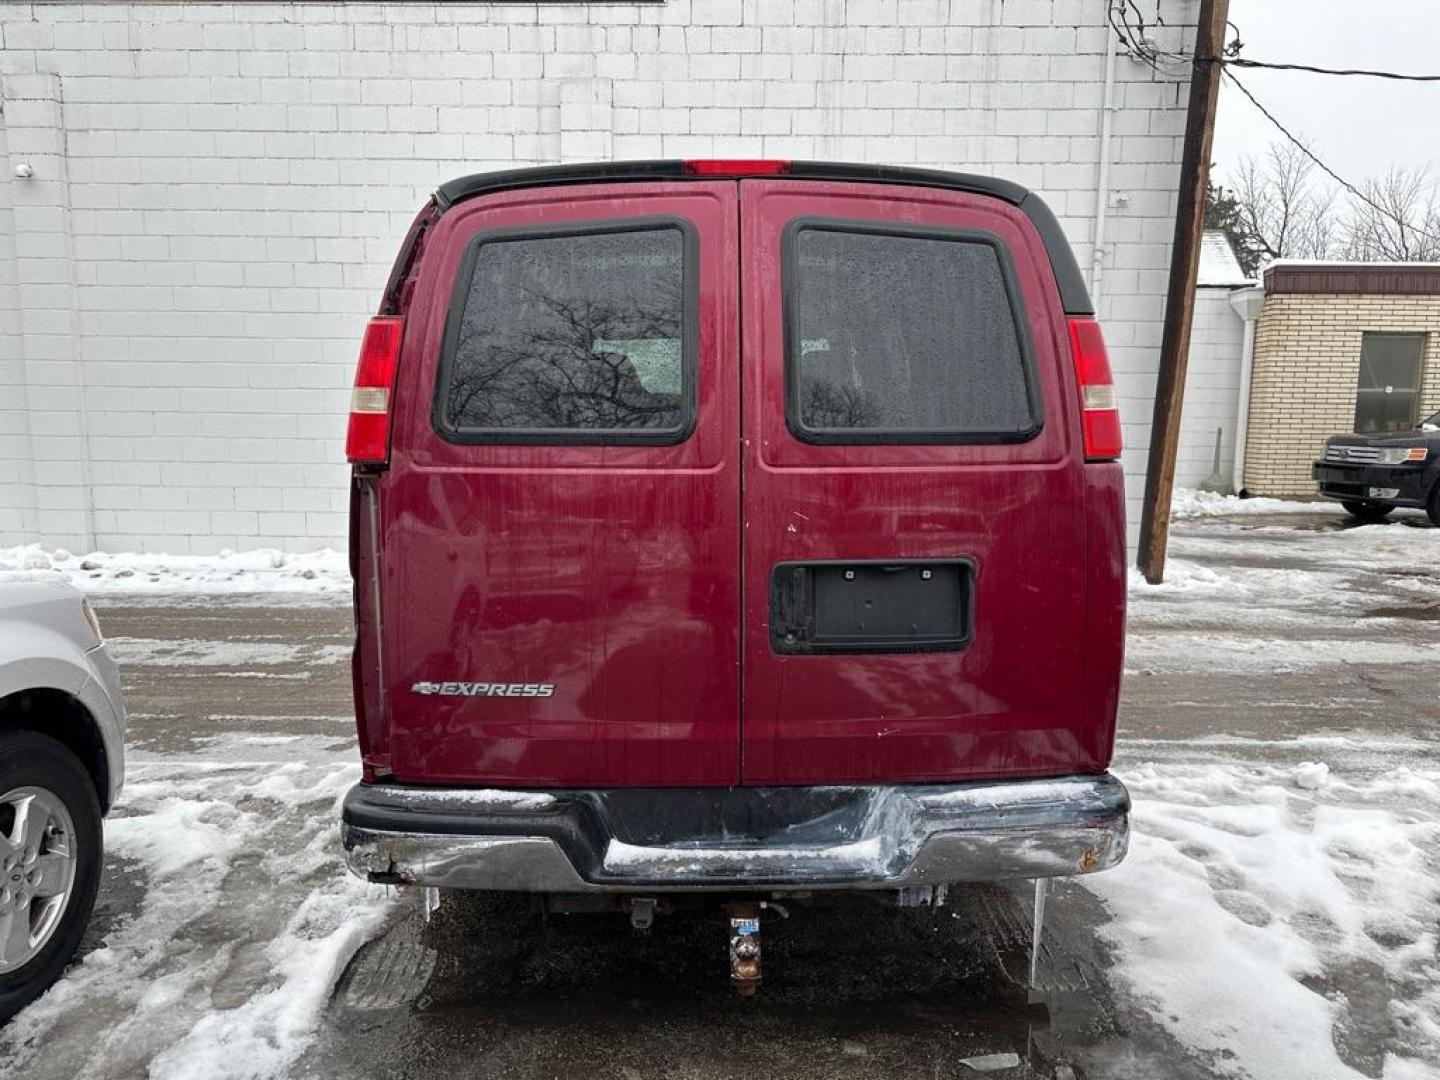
[1109,5,1440,84]
[1113,8,1440,249]
[1222,57,1440,82]
[1222,69,1440,248]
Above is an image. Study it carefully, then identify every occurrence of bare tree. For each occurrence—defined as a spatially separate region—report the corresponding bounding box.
[1222,140,1440,267]
[1293,184,1341,262]
[1343,166,1440,262]
[1229,142,1339,262]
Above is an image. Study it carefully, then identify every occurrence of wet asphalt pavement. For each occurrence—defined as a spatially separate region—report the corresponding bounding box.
[5,509,1438,1079]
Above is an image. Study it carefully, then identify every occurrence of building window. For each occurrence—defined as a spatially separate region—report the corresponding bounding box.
[1354,332,1427,434]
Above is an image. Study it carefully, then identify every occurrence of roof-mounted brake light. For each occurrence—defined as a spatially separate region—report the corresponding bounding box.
[1067,317,1123,462]
[682,159,791,177]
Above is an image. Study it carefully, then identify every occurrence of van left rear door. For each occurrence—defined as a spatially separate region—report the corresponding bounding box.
[383,182,741,787]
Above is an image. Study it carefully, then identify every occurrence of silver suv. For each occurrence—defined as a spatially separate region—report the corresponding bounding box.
[0,581,126,1022]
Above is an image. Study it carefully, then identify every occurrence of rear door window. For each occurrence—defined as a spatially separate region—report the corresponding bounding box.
[784,221,1040,443]
[435,220,695,443]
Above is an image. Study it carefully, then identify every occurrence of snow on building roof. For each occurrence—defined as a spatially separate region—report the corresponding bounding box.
[1264,258,1440,269]
[1197,230,1253,287]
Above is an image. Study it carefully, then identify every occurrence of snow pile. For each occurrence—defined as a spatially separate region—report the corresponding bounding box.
[0,545,350,597]
[1171,488,1338,518]
[1128,556,1346,601]
[146,872,389,1080]
[0,741,393,1080]
[1291,761,1330,790]
[1126,557,1356,629]
[1087,760,1440,1079]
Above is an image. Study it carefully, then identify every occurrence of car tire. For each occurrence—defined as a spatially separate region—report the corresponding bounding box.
[0,730,103,1024]
[1427,484,1440,528]
[1340,500,1393,522]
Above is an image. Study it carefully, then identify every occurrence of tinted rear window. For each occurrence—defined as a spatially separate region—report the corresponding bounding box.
[436,221,694,443]
[785,223,1039,443]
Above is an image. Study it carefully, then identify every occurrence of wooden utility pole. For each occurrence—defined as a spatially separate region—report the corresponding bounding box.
[1136,0,1230,584]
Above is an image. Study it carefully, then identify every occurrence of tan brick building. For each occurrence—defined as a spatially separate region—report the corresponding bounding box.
[1242,264,1440,496]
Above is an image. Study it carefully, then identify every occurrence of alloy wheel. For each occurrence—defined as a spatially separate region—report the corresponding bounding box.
[0,786,78,975]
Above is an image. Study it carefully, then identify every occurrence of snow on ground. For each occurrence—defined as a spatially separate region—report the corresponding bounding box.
[0,738,395,1080]
[1128,510,1440,675]
[1171,489,1340,518]
[1136,517,1440,607]
[1084,759,1440,1080]
[2,493,1436,1078]
[1105,503,1440,1079]
[1163,521,1440,583]
[1127,631,1439,676]
[105,637,351,668]
[0,545,350,597]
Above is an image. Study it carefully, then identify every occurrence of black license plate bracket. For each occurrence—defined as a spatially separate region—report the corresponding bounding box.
[770,559,974,655]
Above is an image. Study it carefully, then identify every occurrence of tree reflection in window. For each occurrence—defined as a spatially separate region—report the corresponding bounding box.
[800,380,882,429]
[444,227,687,434]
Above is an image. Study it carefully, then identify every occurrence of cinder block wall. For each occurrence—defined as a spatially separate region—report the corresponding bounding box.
[0,0,1198,554]
[1245,294,1440,495]
[1175,287,1244,489]
[0,109,35,542]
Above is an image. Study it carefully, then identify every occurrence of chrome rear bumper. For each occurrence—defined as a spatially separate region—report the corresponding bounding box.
[342,774,1128,893]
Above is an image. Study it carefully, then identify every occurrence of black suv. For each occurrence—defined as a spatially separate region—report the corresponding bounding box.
[1314,409,1440,524]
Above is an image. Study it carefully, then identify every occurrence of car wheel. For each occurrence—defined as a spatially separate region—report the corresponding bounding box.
[0,730,103,1024]
[1340,499,1393,522]
[1427,484,1440,528]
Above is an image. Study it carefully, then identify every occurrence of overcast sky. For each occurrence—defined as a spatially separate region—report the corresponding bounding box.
[1212,0,1439,186]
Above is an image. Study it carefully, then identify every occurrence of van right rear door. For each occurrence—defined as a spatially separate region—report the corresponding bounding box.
[737,178,1101,786]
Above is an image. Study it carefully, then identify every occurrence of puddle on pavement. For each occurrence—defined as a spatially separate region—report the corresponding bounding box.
[315,881,1226,1080]
[1206,512,1433,534]
[1364,603,1440,621]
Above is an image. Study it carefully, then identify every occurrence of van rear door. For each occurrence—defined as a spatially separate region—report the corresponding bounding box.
[383,182,741,787]
[738,179,1099,785]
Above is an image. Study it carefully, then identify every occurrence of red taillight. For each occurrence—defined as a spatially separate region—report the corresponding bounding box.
[1068,316,1122,462]
[682,159,790,177]
[345,317,404,466]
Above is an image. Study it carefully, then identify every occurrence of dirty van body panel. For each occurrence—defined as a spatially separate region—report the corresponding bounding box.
[349,159,1125,882]
[738,180,1096,785]
[1082,461,1128,765]
[381,181,742,787]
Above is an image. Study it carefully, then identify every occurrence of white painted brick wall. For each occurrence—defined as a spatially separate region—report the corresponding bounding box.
[0,105,36,543]
[1175,288,1245,490]
[0,0,1198,555]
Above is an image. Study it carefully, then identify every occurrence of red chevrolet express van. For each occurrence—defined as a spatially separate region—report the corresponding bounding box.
[341,161,1128,944]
